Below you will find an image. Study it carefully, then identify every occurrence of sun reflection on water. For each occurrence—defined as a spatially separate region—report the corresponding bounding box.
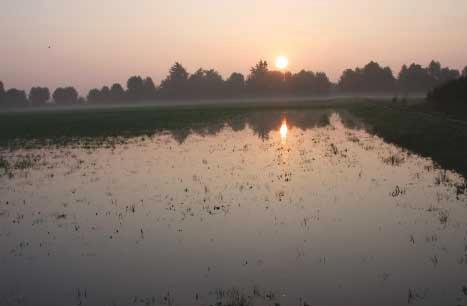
[280,119,288,140]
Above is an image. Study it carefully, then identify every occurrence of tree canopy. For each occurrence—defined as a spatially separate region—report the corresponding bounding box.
[338,61,396,93]
[160,62,189,97]
[5,89,28,107]
[29,87,50,107]
[428,76,467,111]
[0,59,464,108]
[398,61,459,93]
[0,81,4,106]
[53,87,78,105]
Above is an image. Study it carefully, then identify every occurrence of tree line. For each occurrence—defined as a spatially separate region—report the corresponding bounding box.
[1,60,466,108]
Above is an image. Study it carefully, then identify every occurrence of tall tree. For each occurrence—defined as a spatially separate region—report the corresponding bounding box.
[246,60,270,93]
[428,77,467,111]
[87,88,101,104]
[188,69,224,97]
[29,87,50,106]
[314,72,332,93]
[0,81,4,107]
[463,66,467,77]
[338,68,362,92]
[127,76,145,101]
[225,73,245,96]
[398,63,434,93]
[338,62,395,93]
[143,77,157,100]
[160,62,189,97]
[100,86,111,103]
[53,87,78,105]
[110,83,125,102]
[5,89,28,107]
[427,60,442,82]
[398,61,460,93]
[204,69,224,96]
[291,70,331,94]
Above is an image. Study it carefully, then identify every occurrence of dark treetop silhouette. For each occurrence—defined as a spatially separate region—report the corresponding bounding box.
[0,60,464,108]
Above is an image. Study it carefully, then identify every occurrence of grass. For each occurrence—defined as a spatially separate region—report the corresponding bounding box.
[347,100,467,177]
[1,97,467,177]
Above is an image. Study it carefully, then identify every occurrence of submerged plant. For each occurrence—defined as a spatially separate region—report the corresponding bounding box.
[383,153,405,166]
[0,156,10,173]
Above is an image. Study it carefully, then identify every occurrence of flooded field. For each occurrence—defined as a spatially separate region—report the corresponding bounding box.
[1,110,467,306]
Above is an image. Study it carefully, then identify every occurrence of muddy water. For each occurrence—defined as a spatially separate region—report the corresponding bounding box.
[0,112,466,306]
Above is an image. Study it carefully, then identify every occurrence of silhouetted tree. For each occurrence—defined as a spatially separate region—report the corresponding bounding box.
[110,83,125,102]
[364,62,396,92]
[291,70,316,93]
[291,70,331,94]
[143,77,157,100]
[5,89,28,107]
[338,69,361,92]
[187,69,224,97]
[427,60,459,86]
[127,76,145,101]
[204,69,224,96]
[315,72,332,93]
[428,76,467,111]
[398,64,431,93]
[188,69,207,97]
[160,62,189,98]
[53,87,78,105]
[463,66,467,77]
[398,61,459,94]
[427,61,442,83]
[0,81,4,107]
[29,87,50,107]
[100,86,111,103]
[225,73,245,96]
[87,88,101,104]
[338,61,395,93]
[268,70,288,93]
[246,60,270,93]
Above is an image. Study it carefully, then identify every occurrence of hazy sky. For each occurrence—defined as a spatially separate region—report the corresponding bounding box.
[1,0,467,94]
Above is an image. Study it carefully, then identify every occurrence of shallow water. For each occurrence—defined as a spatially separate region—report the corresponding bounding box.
[1,111,467,306]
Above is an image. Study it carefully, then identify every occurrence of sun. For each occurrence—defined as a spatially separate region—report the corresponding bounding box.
[275,56,289,70]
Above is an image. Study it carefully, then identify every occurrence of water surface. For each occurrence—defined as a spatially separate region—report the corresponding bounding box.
[1,111,466,306]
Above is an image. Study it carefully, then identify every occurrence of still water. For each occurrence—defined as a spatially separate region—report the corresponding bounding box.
[0,111,466,306]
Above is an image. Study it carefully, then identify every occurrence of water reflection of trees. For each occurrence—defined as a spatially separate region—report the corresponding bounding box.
[168,109,363,144]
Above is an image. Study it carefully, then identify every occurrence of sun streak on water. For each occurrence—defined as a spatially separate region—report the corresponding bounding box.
[280,120,288,140]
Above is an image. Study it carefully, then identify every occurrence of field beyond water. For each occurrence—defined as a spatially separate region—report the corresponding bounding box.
[1,98,467,306]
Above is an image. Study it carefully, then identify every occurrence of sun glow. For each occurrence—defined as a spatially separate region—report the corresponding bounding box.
[280,119,288,140]
[275,56,289,70]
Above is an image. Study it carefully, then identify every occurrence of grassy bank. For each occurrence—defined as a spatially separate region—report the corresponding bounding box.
[347,101,467,178]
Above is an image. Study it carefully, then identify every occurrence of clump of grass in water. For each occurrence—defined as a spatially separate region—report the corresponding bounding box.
[214,288,252,306]
[317,114,330,127]
[438,210,449,225]
[434,170,450,185]
[14,157,35,170]
[0,156,10,173]
[330,143,338,155]
[455,182,467,199]
[383,153,405,166]
[213,287,279,306]
[0,156,14,178]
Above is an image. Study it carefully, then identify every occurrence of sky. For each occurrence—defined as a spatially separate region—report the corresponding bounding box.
[1,0,467,94]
